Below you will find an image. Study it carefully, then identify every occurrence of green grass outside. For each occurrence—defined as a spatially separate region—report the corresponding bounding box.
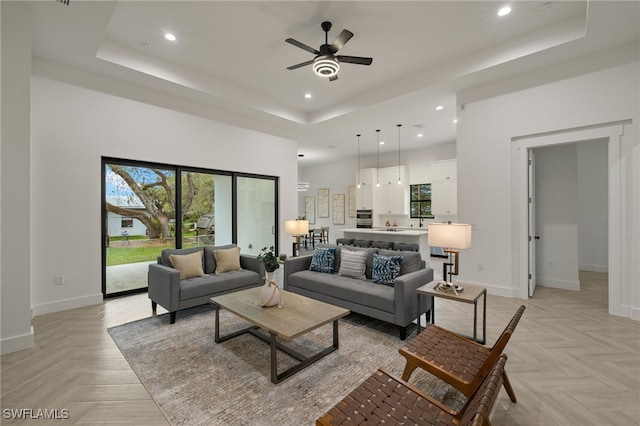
[106,245,171,266]
[106,234,206,266]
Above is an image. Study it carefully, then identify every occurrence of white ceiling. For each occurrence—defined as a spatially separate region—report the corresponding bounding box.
[26,1,640,166]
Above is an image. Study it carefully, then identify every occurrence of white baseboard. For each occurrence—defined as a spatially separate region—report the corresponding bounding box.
[579,263,609,273]
[32,293,103,317]
[1,326,35,355]
[537,278,580,291]
[630,306,640,321]
[454,279,520,298]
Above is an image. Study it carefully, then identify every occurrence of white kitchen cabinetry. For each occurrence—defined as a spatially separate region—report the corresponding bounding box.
[375,166,409,215]
[431,159,457,216]
[355,168,376,210]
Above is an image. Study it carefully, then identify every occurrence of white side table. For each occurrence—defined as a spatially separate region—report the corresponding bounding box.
[416,280,487,344]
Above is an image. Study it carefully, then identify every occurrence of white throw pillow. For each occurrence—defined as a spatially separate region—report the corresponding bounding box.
[338,249,367,279]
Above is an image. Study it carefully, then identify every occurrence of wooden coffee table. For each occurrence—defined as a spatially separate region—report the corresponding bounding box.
[210,287,350,384]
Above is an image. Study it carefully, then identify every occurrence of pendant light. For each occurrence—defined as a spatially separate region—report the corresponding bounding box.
[356,134,362,188]
[376,129,381,187]
[397,124,402,184]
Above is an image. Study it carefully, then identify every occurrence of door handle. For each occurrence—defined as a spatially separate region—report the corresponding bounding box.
[535,236,540,240]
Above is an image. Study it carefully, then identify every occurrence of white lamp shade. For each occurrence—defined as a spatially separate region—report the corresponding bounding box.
[285,219,309,236]
[428,223,472,249]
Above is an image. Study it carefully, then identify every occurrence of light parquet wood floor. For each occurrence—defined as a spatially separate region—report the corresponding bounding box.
[1,271,638,425]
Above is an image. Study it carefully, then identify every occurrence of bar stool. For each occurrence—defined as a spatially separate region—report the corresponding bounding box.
[336,238,353,246]
[352,239,371,247]
[371,241,394,249]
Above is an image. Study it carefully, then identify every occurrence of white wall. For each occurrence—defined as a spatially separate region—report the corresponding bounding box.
[577,139,608,273]
[457,61,639,320]
[29,74,298,316]
[0,1,35,354]
[534,144,580,290]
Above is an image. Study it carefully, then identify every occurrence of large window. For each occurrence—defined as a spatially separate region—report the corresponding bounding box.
[102,158,278,298]
[410,183,434,218]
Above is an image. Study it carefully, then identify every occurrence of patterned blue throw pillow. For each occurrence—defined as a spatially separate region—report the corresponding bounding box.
[309,247,336,274]
[372,253,403,286]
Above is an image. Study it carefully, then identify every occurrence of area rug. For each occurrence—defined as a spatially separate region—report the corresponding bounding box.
[108,305,465,425]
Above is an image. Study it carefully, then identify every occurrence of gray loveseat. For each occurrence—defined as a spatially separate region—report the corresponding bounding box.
[148,244,264,323]
[283,245,433,339]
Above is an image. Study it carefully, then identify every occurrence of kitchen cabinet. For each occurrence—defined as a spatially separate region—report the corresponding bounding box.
[355,168,376,210]
[431,159,457,216]
[375,166,409,215]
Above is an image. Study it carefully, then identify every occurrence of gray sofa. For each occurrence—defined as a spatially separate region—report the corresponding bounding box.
[283,245,433,339]
[148,244,264,323]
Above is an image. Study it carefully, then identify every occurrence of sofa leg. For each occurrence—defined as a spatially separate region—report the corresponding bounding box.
[170,312,176,324]
[151,301,157,314]
[399,325,408,340]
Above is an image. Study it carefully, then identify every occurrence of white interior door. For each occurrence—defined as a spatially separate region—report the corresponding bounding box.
[528,149,537,297]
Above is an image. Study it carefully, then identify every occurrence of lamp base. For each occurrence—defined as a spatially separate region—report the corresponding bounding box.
[436,281,464,295]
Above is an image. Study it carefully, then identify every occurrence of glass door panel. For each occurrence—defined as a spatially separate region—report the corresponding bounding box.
[236,176,277,256]
[181,171,233,248]
[103,161,176,296]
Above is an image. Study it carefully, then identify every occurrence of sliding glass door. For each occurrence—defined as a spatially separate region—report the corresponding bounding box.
[236,175,277,256]
[103,160,176,296]
[103,160,278,298]
[180,170,233,248]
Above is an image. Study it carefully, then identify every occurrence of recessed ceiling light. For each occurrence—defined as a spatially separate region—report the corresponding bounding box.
[164,33,176,41]
[417,133,423,138]
[498,6,511,16]
[453,119,458,124]
[436,105,444,111]
[380,141,385,145]
[304,93,312,99]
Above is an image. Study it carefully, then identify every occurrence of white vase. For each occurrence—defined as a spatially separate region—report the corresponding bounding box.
[260,271,282,307]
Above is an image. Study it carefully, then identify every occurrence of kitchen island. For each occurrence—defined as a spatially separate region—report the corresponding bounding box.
[341,228,429,261]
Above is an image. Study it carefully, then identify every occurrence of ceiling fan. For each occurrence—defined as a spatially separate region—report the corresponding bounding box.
[285,21,373,82]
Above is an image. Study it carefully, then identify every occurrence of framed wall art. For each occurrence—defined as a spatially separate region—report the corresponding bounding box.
[348,185,356,218]
[318,188,329,217]
[332,194,345,225]
[304,196,316,224]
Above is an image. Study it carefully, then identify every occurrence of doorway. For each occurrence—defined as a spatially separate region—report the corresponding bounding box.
[531,139,608,294]
[512,122,625,316]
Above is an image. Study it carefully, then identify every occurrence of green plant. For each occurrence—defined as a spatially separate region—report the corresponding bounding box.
[278,253,287,262]
[257,246,279,272]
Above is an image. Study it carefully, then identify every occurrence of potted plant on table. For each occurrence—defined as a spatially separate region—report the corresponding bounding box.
[257,246,281,307]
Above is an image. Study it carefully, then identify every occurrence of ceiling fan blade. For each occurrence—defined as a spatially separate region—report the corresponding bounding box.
[331,29,354,52]
[337,55,373,66]
[286,59,315,70]
[329,75,339,82]
[285,38,320,55]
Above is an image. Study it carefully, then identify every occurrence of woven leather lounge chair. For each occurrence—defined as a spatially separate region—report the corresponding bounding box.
[399,305,525,403]
[316,354,509,426]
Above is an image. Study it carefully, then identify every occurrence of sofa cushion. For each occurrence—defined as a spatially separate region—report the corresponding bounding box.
[169,251,205,280]
[309,247,336,274]
[161,247,204,269]
[377,249,422,276]
[214,246,242,274]
[204,244,237,274]
[180,270,260,300]
[338,249,367,279]
[372,254,403,286]
[288,270,394,313]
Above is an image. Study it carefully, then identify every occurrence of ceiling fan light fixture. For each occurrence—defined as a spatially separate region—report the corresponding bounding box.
[313,56,339,77]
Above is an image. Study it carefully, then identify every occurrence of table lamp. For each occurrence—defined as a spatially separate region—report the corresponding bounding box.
[285,219,309,257]
[428,222,472,293]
